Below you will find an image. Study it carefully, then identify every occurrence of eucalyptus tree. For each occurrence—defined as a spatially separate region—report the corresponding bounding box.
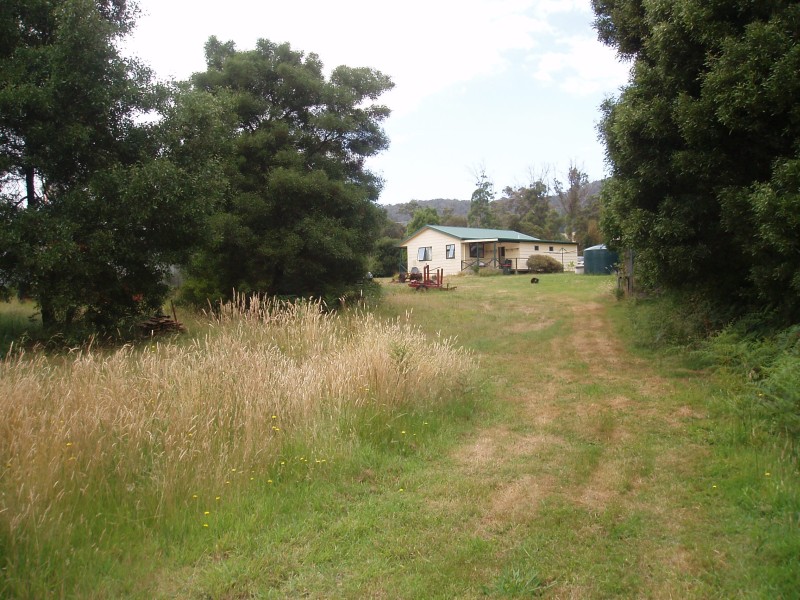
[553,163,590,240]
[467,170,496,228]
[502,177,563,240]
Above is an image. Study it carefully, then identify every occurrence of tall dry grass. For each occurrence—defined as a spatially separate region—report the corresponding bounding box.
[0,295,473,555]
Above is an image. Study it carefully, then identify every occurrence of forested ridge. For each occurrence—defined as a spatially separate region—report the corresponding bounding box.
[384,179,604,226]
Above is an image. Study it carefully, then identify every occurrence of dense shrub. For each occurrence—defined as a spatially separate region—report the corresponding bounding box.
[702,323,800,447]
[623,293,722,348]
[624,293,800,454]
[526,254,564,273]
[370,237,404,277]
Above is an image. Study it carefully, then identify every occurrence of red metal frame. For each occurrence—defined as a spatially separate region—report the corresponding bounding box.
[408,264,445,290]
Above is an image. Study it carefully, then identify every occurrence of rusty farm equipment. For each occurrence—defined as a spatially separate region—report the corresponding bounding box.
[407,265,456,291]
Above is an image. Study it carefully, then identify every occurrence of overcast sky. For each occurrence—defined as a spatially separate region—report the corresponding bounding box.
[123,0,631,205]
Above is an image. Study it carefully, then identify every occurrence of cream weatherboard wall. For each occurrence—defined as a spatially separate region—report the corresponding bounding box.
[405,228,464,276]
[516,242,579,271]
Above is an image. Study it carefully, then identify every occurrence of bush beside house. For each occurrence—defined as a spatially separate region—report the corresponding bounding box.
[526,255,564,273]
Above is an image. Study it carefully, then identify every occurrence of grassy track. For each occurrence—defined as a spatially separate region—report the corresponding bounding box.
[2,275,796,598]
[369,273,797,598]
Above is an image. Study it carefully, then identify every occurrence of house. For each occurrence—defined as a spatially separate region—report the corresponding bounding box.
[399,225,579,276]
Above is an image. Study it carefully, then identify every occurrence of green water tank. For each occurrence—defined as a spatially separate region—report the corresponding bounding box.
[583,244,619,275]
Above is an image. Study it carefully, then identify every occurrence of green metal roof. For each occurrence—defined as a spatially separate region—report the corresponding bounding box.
[430,225,542,241]
[399,225,576,246]
[400,225,541,245]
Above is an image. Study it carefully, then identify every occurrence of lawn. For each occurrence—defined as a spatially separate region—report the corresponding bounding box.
[1,274,797,598]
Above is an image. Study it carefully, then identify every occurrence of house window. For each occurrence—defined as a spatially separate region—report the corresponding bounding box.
[534,245,539,251]
[417,246,432,261]
[446,244,455,259]
[469,243,484,258]
[549,246,554,252]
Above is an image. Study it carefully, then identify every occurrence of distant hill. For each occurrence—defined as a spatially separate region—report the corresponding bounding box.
[383,198,468,224]
[384,180,603,224]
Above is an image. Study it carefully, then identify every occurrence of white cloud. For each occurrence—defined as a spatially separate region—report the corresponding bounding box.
[529,34,630,95]
[120,0,627,203]
[124,0,603,115]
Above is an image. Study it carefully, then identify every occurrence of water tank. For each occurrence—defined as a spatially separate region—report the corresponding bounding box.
[583,244,619,275]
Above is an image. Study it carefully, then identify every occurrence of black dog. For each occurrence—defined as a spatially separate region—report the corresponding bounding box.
[530,277,539,284]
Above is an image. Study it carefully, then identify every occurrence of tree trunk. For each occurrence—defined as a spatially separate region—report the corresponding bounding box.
[39,296,55,329]
[25,166,38,208]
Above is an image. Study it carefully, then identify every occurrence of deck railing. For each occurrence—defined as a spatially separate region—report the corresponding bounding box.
[460,257,575,273]
[461,258,503,271]
[461,258,527,272]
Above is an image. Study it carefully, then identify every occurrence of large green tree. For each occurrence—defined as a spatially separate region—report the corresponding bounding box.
[0,0,227,331]
[594,0,800,321]
[182,37,393,303]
